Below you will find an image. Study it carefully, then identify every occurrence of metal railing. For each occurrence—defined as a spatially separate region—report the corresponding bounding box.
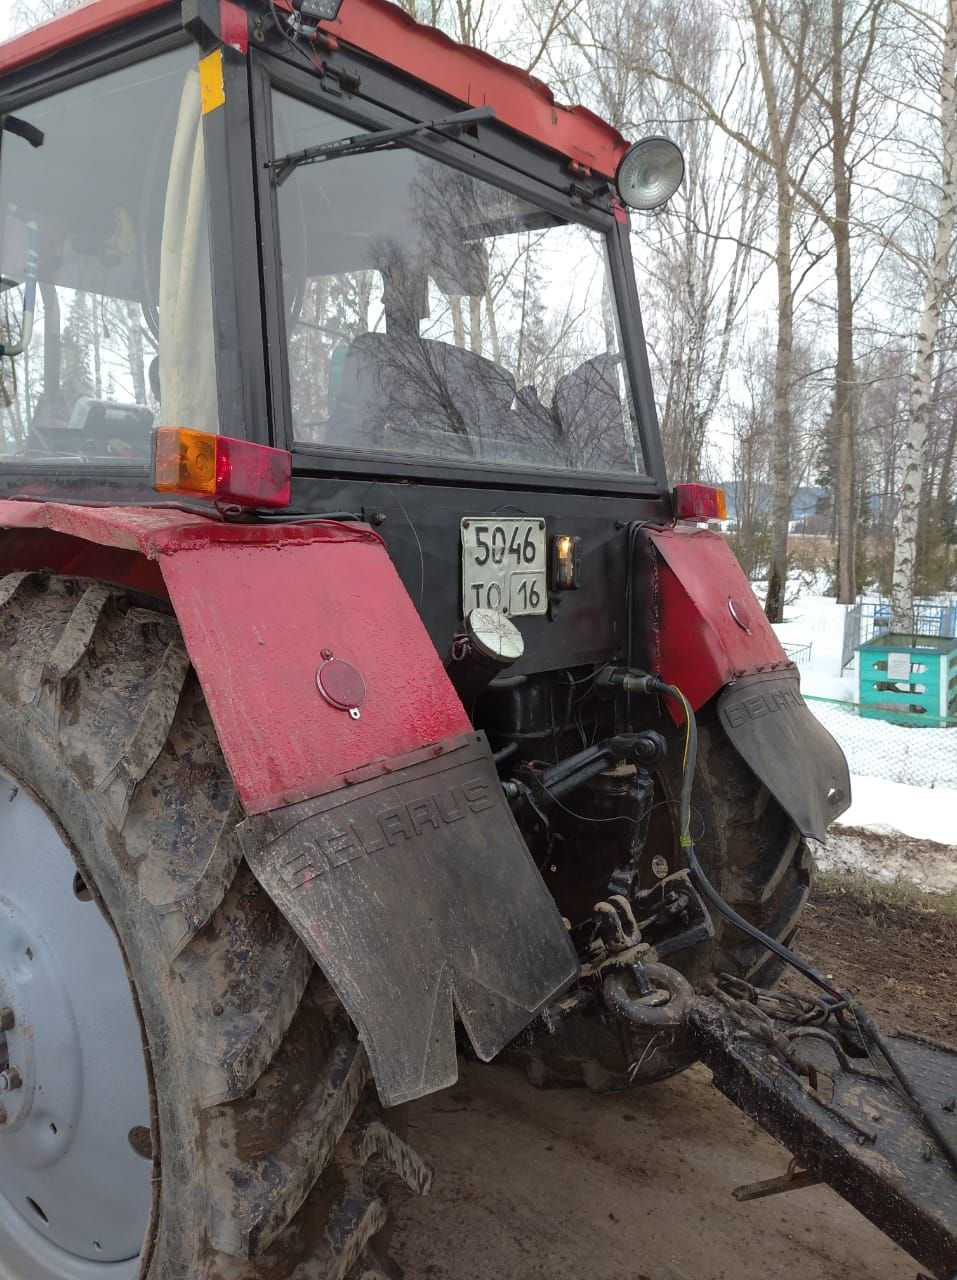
[840,598,956,672]
[781,640,813,665]
[805,694,957,789]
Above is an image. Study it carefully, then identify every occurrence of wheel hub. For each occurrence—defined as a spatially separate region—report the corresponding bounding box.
[0,895,82,1138]
[0,771,152,1276]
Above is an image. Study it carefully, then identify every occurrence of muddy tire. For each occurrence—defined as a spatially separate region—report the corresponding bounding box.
[0,573,429,1280]
[661,700,813,989]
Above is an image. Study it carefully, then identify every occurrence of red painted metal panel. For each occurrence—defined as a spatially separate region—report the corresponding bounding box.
[0,0,174,74]
[160,537,470,812]
[0,0,629,178]
[0,527,168,597]
[0,502,471,814]
[220,0,250,53]
[0,498,372,555]
[323,0,630,177]
[648,527,792,711]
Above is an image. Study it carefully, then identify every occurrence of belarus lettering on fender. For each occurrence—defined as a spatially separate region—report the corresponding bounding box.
[238,734,579,1106]
[723,683,801,729]
[281,777,495,888]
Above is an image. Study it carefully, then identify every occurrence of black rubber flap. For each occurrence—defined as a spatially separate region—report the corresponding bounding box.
[239,734,578,1106]
[718,671,851,842]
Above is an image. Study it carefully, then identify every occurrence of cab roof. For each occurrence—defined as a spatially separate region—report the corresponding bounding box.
[0,0,630,179]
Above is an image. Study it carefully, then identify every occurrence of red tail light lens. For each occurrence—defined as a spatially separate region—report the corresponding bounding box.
[153,428,292,509]
[674,483,728,522]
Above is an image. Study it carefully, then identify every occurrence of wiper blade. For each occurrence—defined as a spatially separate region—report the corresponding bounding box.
[269,106,495,186]
[1,115,44,149]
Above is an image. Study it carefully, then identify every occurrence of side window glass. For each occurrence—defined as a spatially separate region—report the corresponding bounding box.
[0,45,219,466]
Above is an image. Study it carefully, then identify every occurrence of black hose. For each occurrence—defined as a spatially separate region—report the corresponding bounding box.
[643,676,842,998]
[647,675,957,1178]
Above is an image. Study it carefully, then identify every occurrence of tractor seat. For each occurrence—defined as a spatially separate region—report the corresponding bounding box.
[328,332,517,458]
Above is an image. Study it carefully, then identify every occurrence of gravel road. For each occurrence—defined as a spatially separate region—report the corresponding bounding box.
[392,1059,915,1280]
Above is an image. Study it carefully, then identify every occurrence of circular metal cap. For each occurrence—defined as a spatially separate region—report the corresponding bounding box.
[317,657,367,713]
[465,609,525,664]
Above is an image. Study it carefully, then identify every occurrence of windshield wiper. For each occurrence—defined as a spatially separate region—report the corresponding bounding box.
[0,115,44,149]
[269,106,495,186]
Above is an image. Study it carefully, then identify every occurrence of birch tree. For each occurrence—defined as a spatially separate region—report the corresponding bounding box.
[614,0,823,619]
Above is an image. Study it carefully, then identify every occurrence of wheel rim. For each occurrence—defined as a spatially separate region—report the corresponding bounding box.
[0,768,152,1279]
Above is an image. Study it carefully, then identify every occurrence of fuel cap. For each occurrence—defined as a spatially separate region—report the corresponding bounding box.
[317,653,367,720]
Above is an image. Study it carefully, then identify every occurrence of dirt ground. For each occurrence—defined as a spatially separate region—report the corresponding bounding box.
[393,878,956,1280]
[782,874,957,1044]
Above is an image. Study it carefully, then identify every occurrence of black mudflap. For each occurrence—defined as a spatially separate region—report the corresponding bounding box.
[690,998,957,1278]
[239,733,578,1106]
[718,671,851,842]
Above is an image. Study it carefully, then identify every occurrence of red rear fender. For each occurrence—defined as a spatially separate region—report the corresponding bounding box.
[0,501,471,814]
[644,526,792,709]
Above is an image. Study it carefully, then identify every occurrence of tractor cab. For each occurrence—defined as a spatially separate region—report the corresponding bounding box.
[0,0,683,672]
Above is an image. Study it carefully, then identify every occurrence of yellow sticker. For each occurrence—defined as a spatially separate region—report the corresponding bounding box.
[200,50,226,116]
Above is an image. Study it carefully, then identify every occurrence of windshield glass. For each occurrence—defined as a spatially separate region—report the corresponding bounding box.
[0,46,218,467]
[274,92,648,478]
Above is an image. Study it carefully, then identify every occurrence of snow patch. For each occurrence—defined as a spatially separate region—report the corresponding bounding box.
[760,583,957,887]
[833,774,955,844]
[820,825,957,895]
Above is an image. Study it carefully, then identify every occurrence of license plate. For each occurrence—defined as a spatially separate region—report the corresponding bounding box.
[461,517,548,617]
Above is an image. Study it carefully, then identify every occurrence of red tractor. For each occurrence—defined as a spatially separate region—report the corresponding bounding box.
[0,3,953,1278]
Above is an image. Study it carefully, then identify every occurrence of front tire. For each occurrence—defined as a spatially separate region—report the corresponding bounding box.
[0,573,428,1280]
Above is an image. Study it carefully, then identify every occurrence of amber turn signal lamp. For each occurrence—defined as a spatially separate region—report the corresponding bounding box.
[152,428,292,509]
[551,533,582,590]
[673,483,727,522]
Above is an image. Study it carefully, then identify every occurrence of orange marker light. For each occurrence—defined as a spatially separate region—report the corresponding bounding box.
[551,533,582,590]
[673,483,728,522]
[152,428,292,509]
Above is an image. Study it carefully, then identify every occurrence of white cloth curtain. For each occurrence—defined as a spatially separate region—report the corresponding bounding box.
[159,69,219,434]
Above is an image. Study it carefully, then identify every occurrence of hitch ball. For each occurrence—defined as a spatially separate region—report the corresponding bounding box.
[603,961,696,1085]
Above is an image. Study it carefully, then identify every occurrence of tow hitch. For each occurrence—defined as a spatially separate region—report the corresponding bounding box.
[592,963,957,1276]
[582,672,957,1278]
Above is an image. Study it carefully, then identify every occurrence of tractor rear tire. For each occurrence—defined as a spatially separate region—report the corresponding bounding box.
[662,700,814,990]
[0,573,428,1280]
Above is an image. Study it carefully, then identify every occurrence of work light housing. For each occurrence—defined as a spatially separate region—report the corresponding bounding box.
[616,137,685,211]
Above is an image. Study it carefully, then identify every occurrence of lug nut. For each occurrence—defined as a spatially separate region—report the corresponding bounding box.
[0,1007,13,1032]
[0,1068,22,1092]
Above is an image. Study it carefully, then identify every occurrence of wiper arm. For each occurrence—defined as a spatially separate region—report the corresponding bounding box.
[1,115,44,149]
[269,106,495,186]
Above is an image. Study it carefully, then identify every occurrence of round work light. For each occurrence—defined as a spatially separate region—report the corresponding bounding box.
[615,137,685,211]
